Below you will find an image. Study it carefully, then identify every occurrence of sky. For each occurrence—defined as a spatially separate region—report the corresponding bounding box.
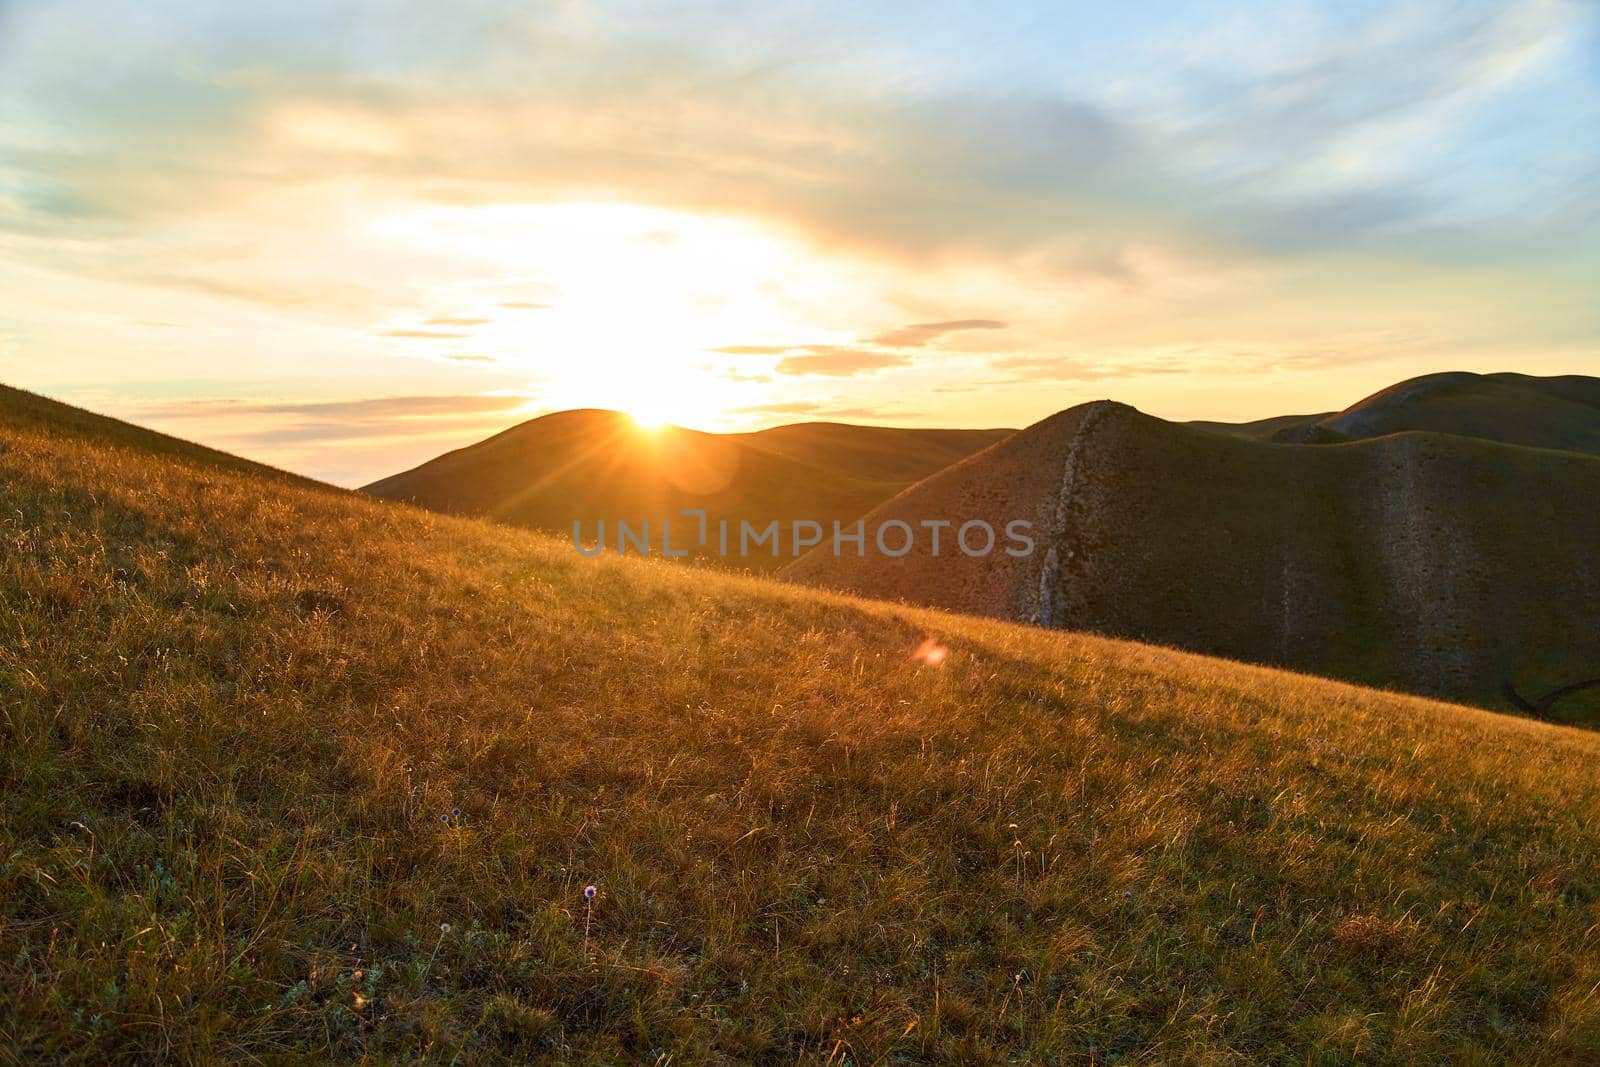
[1,0,1596,486]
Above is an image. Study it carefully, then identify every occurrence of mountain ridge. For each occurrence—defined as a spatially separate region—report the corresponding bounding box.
[362,409,1012,569]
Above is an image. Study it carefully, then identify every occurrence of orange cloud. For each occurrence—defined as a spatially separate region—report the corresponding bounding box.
[775,348,911,377]
[868,319,1008,347]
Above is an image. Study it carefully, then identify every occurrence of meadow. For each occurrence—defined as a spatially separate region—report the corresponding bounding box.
[3,385,1600,1063]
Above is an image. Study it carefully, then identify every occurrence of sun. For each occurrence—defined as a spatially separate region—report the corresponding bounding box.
[626,405,671,430]
[609,378,707,430]
[382,201,840,432]
[543,362,742,433]
[618,379,726,429]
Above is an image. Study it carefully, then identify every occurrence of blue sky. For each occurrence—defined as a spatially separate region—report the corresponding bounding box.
[1,0,1596,483]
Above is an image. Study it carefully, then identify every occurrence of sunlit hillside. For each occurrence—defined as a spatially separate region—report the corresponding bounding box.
[363,409,1011,571]
[4,383,1600,1063]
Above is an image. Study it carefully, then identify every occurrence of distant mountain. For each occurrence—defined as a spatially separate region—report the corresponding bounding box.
[788,378,1600,720]
[1263,371,1600,453]
[1190,372,1600,453]
[363,409,1012,570]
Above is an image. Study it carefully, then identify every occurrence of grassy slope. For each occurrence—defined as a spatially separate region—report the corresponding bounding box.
[362,411,1009,572]
[0,384,317,485]
[4,391,1600,1063]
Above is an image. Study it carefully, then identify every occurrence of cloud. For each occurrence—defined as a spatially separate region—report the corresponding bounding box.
[88,388,537,485]
[713,317,1008,378]
[2,0,1591,312]
[988,356,1193,382]
[730,399,917,421]
[710,342,913,375]
[100,391,534,470]
[730,400,823,415]
[136,393,530,421]
[498,301,551,310]
[719,369,773,383]
[818,405,921,420]
[424,315,490,326]
[3,0,1592,274]
[120,271,378,314]
[774,347,911,377]
[867,319,1009,347]
[380,329,468,340]
[1127,0,1593,249]
[1226,334,1438,372]
[986,333,1434,382]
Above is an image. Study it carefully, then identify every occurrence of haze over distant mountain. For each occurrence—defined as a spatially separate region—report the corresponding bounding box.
[789,373,1600,720]
[363,410,1011,569]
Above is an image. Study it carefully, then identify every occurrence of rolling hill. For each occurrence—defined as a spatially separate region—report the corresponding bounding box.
[787,385,1600,722]
[6,382,1600,1061]
[1189,372,1600,453]
[1266,371,1600,452]
[1186,411,1335,442]
[731,422,1016,483]
[363,410,1011,570]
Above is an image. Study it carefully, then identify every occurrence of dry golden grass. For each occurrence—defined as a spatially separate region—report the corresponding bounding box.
[3,390,1600,1063]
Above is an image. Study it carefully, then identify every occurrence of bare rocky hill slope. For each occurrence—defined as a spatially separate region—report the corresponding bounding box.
[788,390,1600,719]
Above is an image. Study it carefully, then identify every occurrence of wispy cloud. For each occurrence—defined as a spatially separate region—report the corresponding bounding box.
[867,319,1008,347]
[775,348,910,377]
[120,271,378,314]
[989,356,1190,382]
[731,399,917,421]
[730,400,823,415]
[83,390,536,484]
[424,315,490,327]
[134,393,531,421]
[380,329,467,340]
[712,316,1009,380]
[987,333,1437,382]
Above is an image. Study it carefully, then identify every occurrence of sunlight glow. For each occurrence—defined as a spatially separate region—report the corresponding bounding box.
[371,201,887,430]
[627,407,670,431]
